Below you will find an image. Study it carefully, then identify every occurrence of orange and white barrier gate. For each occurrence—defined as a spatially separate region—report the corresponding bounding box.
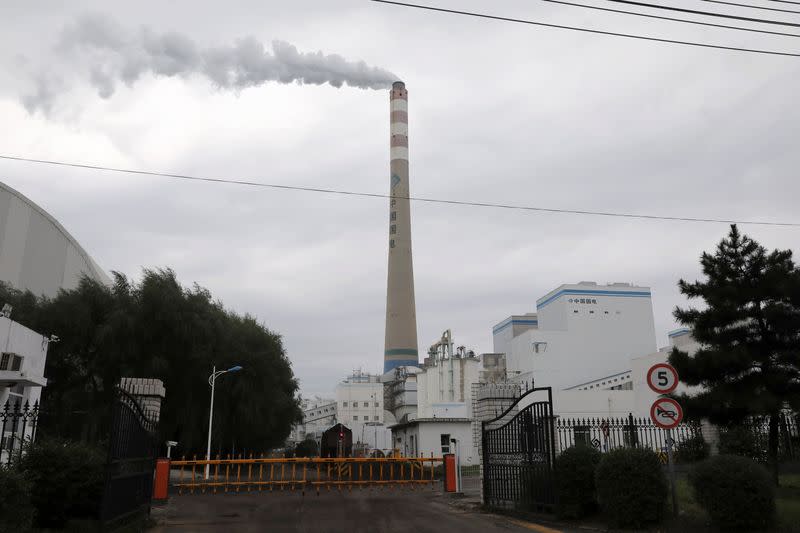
[159,455,443,495]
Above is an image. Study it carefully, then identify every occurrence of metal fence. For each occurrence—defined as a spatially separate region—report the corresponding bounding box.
[555,413,799,460]
[0,399,39,465]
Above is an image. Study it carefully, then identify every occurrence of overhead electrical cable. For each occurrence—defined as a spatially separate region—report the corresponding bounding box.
[540,0,800,38]
[699,0,800,14]
[370,0,800,57]
[603,0,800,27]
[1,155,798,227]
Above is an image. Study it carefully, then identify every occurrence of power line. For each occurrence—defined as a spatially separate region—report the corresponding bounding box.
[370,0,800,57]
[700,0,800,13]
[766,0,800,5]
[541,0,800,38]
[604,0,800,27]
[1,154,797,227]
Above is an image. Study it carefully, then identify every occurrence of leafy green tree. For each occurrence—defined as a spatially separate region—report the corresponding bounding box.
[0,269,302,454]
[669,225,800,483]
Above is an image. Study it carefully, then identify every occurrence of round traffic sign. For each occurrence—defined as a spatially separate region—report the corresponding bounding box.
[647,363,679,394]
[650,397,683,429]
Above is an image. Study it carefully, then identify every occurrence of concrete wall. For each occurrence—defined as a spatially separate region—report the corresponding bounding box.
[0,181,110,297]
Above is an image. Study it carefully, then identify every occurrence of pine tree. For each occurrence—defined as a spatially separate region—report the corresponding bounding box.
[669,225,800,483]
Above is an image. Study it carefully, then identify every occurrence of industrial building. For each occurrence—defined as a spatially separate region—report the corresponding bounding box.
[389,331,516,464]
[335,371,392,452]
[288,397,337,445]
[495,282,657,391]
[0,181,110,297]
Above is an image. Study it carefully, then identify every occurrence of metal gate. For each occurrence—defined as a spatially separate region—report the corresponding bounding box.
[482,386,556,512]
[100,386,159,528]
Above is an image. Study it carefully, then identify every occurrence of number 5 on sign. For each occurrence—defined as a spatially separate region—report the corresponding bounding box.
[646,363,679,394]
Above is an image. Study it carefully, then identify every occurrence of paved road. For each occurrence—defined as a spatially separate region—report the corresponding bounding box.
[150,487,556,533]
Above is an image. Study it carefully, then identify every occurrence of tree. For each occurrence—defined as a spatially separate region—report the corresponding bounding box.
[0,269,303,453]
[668,225,800,483]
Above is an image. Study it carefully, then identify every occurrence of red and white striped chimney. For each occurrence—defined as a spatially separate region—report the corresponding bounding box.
[384,81,419,373]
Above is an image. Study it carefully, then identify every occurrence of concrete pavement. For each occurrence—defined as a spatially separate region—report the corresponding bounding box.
[149,486,562,533]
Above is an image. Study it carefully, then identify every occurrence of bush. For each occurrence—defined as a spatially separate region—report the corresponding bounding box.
[294,438,319,458]
[718,426,767,463]
[0,467,35,532]
[18,438,105,529]
[689,455,775,531]
[555,445,601,519]
[674,434,710,463]
[595,448,667,529]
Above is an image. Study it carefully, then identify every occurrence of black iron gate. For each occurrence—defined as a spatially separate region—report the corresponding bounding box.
[100,386,159,528]
[482,386,556,512]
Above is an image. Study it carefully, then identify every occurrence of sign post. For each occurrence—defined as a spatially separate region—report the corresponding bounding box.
[647,363,682,519]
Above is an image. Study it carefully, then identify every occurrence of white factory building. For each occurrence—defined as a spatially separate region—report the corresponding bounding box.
[335,371,393,452]
[389,332,515,464]
[493,281,705,422]
[496,282,657,392]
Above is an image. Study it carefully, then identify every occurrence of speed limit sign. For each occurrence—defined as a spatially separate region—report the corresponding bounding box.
[647,363,679,394]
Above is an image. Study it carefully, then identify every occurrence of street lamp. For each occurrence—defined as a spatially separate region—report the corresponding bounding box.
[205,365,242,479]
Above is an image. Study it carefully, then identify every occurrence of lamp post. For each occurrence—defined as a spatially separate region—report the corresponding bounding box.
[205,365,242,480]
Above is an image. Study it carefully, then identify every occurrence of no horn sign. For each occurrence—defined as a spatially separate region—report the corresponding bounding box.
[650,397,683,429]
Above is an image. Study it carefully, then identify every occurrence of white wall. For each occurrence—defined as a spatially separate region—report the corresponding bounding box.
[335,376,384,425]
[553,390,635,420]
[632,330,700,417]
[0,181,110,297]
[0,316,49,463]
[504,283,657,391]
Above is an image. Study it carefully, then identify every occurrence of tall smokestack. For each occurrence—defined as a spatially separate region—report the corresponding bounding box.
[384,81,419,373]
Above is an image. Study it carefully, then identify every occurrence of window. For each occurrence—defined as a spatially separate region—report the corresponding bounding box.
[342,402,348,407]
[589,310,595,314]
[374,416,379,421]
[353,416,358,421]
[374,402,379,407]
[363,402,369,407]
[574,426,591,446]
[390,225,397,235]
[0,353,21,371]
[573,310,578,314]
[390,212,397,221]
[440,434,451,454]
[391,199,396,207]
[390,239,395,248]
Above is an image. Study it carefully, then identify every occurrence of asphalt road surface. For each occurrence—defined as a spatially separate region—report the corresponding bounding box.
[150,486,555,533]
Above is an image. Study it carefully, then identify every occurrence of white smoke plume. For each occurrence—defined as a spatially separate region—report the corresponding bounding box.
[22,13,398,113]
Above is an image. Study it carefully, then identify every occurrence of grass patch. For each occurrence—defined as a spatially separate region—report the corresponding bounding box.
[671,472,800,532]
[776,478,800,532]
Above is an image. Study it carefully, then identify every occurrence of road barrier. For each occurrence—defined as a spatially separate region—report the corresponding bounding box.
[168,455,443,494]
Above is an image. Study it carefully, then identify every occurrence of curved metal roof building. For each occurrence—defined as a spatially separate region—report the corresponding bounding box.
[0,181,111,297]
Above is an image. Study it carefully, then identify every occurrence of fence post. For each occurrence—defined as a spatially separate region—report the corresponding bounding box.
[627,413,638,448]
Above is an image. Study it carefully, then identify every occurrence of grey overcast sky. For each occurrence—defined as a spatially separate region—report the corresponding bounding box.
[1,0,798,396]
